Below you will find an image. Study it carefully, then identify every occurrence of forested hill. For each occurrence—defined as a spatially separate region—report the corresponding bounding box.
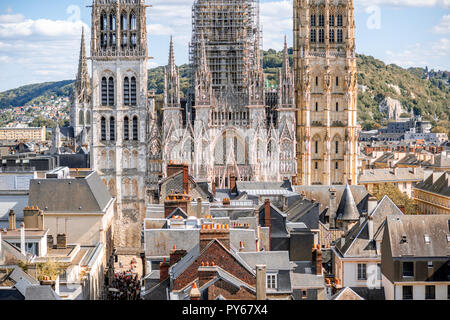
[1,51,449,131]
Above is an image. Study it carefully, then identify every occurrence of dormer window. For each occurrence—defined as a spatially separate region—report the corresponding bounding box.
[266,273,277,289]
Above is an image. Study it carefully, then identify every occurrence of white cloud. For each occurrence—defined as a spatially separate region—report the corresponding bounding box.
[385,38,450,69]
[261,0,293,50]
[433,14,450,34]
[357,0,450,8]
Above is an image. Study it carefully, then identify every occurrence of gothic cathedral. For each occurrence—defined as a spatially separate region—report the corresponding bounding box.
[294,0,359,185]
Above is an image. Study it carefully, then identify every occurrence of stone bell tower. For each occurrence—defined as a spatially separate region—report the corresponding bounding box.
[90,0,150,249]
[294,0,359,186]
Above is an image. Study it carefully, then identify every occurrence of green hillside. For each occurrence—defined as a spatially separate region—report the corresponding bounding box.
[1,51,448,132]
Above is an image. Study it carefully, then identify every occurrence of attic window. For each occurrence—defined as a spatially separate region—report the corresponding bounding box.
[424,234,431,244]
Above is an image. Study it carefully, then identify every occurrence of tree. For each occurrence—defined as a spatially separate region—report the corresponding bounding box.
[372,183,417,215]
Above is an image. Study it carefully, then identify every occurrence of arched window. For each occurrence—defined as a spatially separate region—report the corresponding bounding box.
[131,77,137,105]
[336,102,339,112]
[124,77,130,105]
[121,13,128,31]
[122,33,128,47]
[336,77,339,87]
[101,117,106,140]
[86,111,91,125]
[335,161,339,169]
[337,15,343,27]
[329,15,335,27]
[110,117,115,141]
[101,33,107,48]
[79,110,84,125]
[310,15,316,27]
[315,102,319,112]
[315,77,319,86]
[336,141,339,154]
[132,116,138,141]
[108,77,115,105]
[319,15,324,27]
[315,141,318,154]
[101,13,107,31]
[101,77,108,106]
[329,30,335,43]
[124,116,129,140]
[109,13,116,31]
[130,13,137,30]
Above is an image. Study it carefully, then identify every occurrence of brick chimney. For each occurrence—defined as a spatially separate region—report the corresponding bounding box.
[164,194,190,218]
[264,199,271,228]
[256,265,267,300]
[200,224,230,251]
[56,234,67,249]
[230,175,237,191]
[312,245,323,276]
[212,180,216,197]
[170,246,187,266]
[190,282,201,300]
[183,164,189,195]
[24,206,44,230]
[160,258,170,282]
[198,264,217,287]
[8,210,16,231]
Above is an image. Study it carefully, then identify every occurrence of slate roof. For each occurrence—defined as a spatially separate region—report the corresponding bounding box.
[385,214,450,258]
[237,251,291,271]
[166,207,188,219]
[290,261,324,289]
[235,180,292,191]
[335,196,404,258]
[285,198,319,229]
[331,287,364,300]
[28,171,113,213]
[293,185,369,218]
[414,171,450,197]
[0,194,28,229]
[359,168,424,183]
[336,184,360,221]
[25,285,61,300]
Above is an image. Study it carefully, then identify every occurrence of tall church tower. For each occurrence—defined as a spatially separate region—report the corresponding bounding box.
[294,0,358,185]
[70,29,92,145]
[90,0,149,249]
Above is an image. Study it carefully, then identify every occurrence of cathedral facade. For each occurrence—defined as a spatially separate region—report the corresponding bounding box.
[294,0,359,186]
[148,0,297,190]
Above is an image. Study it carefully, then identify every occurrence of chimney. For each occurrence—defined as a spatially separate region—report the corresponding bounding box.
[190,282,201,300]
[183,164,189,194]
[264,199,271,228]
[312,246,323,276]
[197,198,202,218]
[164,194,190,218]
[368,196,378,215]
[329,188,337,228]
[222,198,230,206]
[368,215,374,241]
[198,262,217,287]
[200,224,230,251]
[256,265,267,300]
[230,175,237,191]
[169,246,187,266]
[20,222,25,256]
[8,210,16,231]
[239,241,245,252]
[56,234,67,249]
[24,206,44,230]
[47,235,54,249]
[160,258,170,282]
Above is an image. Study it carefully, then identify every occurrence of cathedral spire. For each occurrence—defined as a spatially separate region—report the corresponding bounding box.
[75,28,91,103]
[282,35,289,73]
[168,36,176,74]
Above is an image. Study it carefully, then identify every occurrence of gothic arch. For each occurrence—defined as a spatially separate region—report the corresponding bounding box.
[85,110,91,125]
[108,150,115,169]
[132,179,138,197]
[131,149,139,168]
[332,134,343,156]
[108,179,116,197]
[100,150,107,169]
[312,134,322,155]
[123,178,130,197]
[79,110,84,125]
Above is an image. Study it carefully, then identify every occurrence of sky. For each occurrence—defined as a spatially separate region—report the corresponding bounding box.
[0,0,449,92]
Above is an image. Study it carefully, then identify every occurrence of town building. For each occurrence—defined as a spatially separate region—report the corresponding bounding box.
[381,214,450,300]
[0,127,46,143]
[413,171,450,215]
